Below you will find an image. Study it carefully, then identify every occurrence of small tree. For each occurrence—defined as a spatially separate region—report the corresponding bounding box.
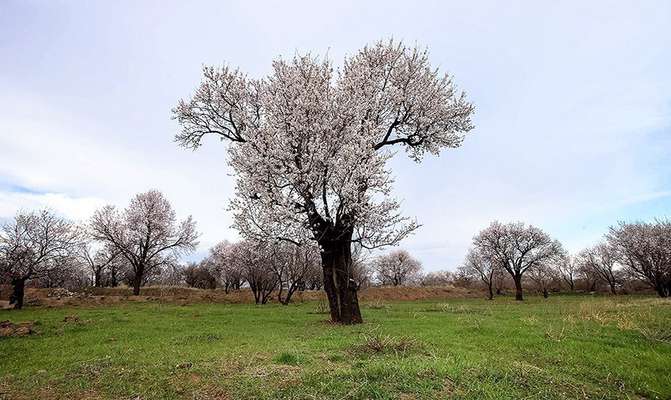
[207,241,245,293]
[271,243,321,305]
[77,243,119,287]
[472,221,564,301]
[557,254,578,292]
[0,210,82,309]
[462,248,498,300]
[607,220,671,297]
[303,260,324,290]
[228,241,278,304]
[420,270,453,287]
[577,243,620,295]
[173,39,474,323]
[577,259,600,292]
[372,249,422,286]
[183,261,218,289]
[89,190,198,295]
[527,263,558,298]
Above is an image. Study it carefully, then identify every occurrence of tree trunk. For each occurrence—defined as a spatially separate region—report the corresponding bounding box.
[487,282,494,300]
[281,283,299,305]
[9,278,26,310]
[542,287,549,298]
[319,235,362,324]
[132,275,142,295]
[513,275,524,301]
[277,282,285,304]
[94,268,102,288]
[609,283,617,295]
[253,288,261,304]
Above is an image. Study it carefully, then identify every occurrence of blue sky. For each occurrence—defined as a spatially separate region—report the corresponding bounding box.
[1,0,670,270]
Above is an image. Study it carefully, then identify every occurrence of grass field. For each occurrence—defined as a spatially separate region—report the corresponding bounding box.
[1,295,670,399]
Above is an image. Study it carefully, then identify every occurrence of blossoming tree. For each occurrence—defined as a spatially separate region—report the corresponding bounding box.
[173,40,474,323]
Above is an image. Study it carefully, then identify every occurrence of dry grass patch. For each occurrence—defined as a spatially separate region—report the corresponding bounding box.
[351,332,424,357]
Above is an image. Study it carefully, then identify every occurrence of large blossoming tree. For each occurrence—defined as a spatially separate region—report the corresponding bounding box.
[173,40,474,323]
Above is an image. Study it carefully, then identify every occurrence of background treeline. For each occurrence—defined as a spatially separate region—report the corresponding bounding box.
[2,191,670,310]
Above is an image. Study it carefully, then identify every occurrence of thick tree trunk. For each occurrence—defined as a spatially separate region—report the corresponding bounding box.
[655,282,669,298]
[9,278,26,310]
[487,282,494,300]
[110,268,118,287]
[319,235,362,324]
[132,275,142,296]
[253,288,261,304]
[94,269,102,288]
[542,287,549,298]
[513,275,524,301]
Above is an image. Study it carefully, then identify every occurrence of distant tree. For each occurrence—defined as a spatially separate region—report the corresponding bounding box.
[303,260,324,290]
[105,255,125,287]
[228,241,278,304]
[183,261,217,289]
[453,265,476,288]
[206,241,245,293]
[157,261,184,286]
[607,220,671,297]
[577,243,620,295]
[527,263,558,298]
[31,258,87,290]
[462,248,499,300]
[271,243,321,305]
[350,244,372,289]
[472,221,564,301]
[577,259,600,292]
[89,190,198,295]
[557,254,578,292]
[350,261,373,290]
[372,249,422,286]
[493,267,508,295]
[0,210,82,309]
[420,270,453,287]
[77,243,119,287]
[173,39,474,324]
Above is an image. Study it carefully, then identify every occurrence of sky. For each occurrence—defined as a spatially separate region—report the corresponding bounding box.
[1,0,670,271]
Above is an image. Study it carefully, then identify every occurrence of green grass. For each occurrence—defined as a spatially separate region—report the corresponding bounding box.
[1,295,670,399]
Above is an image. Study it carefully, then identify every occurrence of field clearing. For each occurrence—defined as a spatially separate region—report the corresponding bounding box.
[1,295,670,400]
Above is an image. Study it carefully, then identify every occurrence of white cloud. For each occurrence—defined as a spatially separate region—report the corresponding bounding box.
[0,191,105,222]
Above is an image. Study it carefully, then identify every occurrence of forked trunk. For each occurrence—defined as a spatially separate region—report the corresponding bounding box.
[319,234,362,324]
[513,274,524,301]
[9,278,26,310]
